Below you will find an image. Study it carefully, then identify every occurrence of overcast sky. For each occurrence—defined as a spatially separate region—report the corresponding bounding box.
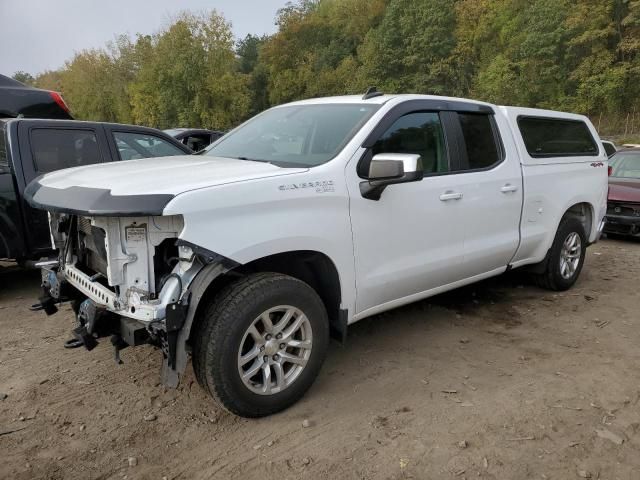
[0,0,288,75]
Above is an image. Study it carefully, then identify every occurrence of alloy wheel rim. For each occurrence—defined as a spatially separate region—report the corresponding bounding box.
[559,232,581,279]
[237,305,313,395]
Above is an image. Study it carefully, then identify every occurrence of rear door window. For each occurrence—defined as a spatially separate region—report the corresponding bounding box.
[112,131,185,160]
[457,113,501,170]
[518,117,598,157]
[30,128,101,173]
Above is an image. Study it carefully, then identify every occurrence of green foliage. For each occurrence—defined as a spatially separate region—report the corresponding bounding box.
[237,34,270,114]
[128,12,249,129]
[18,0,640,135]
[467,0,572,108]
[358,0,457,94]
[59,41,134,123]
[33,70,64,92]
[28,11,249,130]
[260,0,387,103]
[12,71,35,85]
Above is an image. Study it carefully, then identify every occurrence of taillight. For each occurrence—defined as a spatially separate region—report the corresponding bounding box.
[608,165,613,176]
[49,91,70,115]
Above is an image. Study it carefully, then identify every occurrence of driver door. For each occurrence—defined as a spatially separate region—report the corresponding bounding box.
[347,110,467,317]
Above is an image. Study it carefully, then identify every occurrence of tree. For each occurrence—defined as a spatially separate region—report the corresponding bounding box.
[60,48,124,122]
[260,0,387,103]
[12,71,35,85]
[33,70,64,92]
[13,1,640,137]
[237,34,270,114]
[358,0,457,94]
[129,11,250,129]
[467,0,572,108]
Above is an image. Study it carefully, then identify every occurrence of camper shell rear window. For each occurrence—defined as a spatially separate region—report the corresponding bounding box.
[517,116,598,158]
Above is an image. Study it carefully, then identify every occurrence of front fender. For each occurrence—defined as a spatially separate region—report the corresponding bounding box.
[161,257,238,387]
[164,169,356,323]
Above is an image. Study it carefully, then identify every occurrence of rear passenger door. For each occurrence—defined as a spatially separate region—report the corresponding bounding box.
[448,112,522,277]
[18,123,109,254]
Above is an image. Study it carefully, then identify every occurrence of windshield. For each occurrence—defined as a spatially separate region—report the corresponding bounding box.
[610,151,640,179]
[202,104,380,167]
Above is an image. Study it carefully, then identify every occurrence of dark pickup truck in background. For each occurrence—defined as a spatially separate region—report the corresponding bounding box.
[0,119,192,265]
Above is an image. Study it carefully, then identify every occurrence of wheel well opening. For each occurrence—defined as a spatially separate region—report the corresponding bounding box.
[189,251,344,345]
[239,251,343,335]
[564,202,593,239]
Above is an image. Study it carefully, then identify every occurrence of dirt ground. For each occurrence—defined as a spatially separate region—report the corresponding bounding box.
[1,238,639,480]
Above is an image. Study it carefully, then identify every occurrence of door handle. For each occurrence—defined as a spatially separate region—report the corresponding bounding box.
[500,184,518,193]
[439,191,463,201]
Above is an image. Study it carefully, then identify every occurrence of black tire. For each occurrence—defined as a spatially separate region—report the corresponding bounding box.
[533,216,587,291]
[192,272,329,418]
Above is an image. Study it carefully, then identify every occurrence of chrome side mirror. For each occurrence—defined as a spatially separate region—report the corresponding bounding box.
[360,153,423,200]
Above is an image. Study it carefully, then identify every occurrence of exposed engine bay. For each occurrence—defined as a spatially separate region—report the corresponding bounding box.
[39,212,230,385]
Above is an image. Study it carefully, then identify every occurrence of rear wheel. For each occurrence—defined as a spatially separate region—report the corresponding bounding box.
[533,216,587,291]
[192,272,329,417]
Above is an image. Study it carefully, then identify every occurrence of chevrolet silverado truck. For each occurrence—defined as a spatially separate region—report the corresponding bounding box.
[25,92,608,417]
[0,118,191,265]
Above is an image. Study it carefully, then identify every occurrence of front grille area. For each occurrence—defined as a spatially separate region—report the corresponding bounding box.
[77,216,108,276]
[78,216,92,235]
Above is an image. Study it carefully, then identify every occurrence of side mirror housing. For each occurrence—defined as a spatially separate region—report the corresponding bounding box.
[360,153,423,200]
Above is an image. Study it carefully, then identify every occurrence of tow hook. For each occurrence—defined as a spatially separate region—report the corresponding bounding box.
[31,269,63,315]
[71,299,101,351]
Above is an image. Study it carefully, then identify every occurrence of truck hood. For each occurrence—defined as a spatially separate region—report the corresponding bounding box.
[25,155,307,216]
[608,178,640,203]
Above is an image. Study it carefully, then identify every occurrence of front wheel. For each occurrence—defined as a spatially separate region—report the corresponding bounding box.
[533,216,587,291]
[192,272,329,417]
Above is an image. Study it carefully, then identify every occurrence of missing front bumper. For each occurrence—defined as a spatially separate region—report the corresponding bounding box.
[603,215,640,236]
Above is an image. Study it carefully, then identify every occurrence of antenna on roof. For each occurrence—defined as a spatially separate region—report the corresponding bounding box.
[362,86,384,100]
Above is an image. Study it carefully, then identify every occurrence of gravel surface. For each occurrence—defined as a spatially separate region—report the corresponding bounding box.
[1,238,639,479]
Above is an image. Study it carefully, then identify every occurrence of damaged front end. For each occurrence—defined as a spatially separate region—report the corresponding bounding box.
[39,212,235,386]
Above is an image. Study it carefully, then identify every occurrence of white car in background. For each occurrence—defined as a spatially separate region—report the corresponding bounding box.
[26,91,608,417]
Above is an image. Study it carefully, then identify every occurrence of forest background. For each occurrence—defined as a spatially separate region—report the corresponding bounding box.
[12,0,640,141]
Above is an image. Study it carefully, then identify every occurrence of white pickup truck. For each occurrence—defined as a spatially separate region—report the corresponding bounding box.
[26,92,608,417]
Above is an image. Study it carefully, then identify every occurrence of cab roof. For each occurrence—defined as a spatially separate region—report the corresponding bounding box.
[283,93,495,108]
[280,94,588,122]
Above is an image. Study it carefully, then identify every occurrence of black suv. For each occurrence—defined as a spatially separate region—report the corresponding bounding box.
[0,119,192,265]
